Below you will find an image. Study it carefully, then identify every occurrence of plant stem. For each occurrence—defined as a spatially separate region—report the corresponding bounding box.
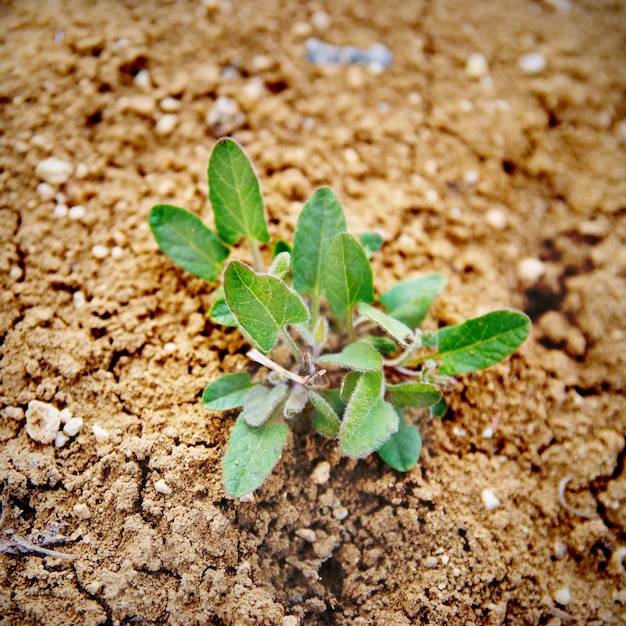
[384,333,423,367]
[248,237,264,273]
[282,329,303,362]
[346,306,356,343]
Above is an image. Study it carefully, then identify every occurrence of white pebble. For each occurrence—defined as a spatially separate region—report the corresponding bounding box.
[92,424,110,443]
[59,408,72,423]
[333,506,349,521]
[518,52,547,75]
[464,170,479,185]
[482,426,494,438]
[441,554,450,565]
[242,77,266,101]
[55,431,71,448]
[543,0,571,11]
[159,96,181,113]
[466,52,489,79]
[154,479,172,495]
[459,99,474,112]
[73,290,86,309]
[452,567,462,577]
[295,528,317,543]
[206,96,245,135]
[485,208,508,230]
[91,245,109,259]
[35,157,73,185]
[36,182,55,201]
[25,400,61,444]
[68,205,86,220]
[424,555,439,568]
[554,541,567,558]
[155,114,177,135]
[251,54,273,71]
[163,342,177,354]
[554,587,571,606]
[111,246,124,259]
[311,461,331,485]
[85,580,102,594]
[73,503,92,520]
[452,426,466,437]
[282,617,298,626]
[10,266,23,280]
[53,203,68,217]
[311,10,330,30]
[63,416,83,437]
[2,406,24,420]
[518,257,545,282]
[481,488,501,511]
[75,162,88,178]
[133,69,152,89]
[239,492,255,503]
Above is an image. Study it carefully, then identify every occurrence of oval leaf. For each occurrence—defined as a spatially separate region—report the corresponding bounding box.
[223,415,288,498]
[208,138,270,245]
[434,310,531,375]
[202,372,255,410]
[386,382,441,408]
[293,187,347,302]
[319,340,383,372]
[224,261,309,353]
[209,295,238,327]
[241,383,289,427]
[359,232,383,259]
[380,274,447,329]
[339,370,399,458]
[357,302,414,347]
[324,233,374,320]
[310,391,341,439]
[149,205,230,281]
[378,412,422,472]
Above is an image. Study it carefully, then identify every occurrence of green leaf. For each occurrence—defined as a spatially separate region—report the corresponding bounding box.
[359,232,383,258]
[319,340,383,372]
[208,138,270,245]
[268,251,291,280]
[357,302,414,347]
[340,371,362,404]
[386,382,441,408]
[310,391,341,439]
[149,205,230,281]
[361,336,398,355]
[202,372,256,410]
[293,187,347,301]
[380,274,447,329]
[241,383,289,427]
[430,396,448,418]
[223,415,288,498]
[273,239,292,256]
[434,310,531,375]
[339,370,399,458]
[224,261,309,353]
[378,412,422,472]
[324,233,374,320]
[284,386,309,418]
[209,289,237,327]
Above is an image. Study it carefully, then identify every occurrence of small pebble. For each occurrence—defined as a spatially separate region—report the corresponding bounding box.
[68,205,86,220]
[282,617,298,626]
[35,157,73,185]
[36,182,55,201]
[92,424,110,443]
[154,479,172,495]
[452,567,462,577]
[239,493,255,503]
[163,342,177,354]
[251,54,273,71]
[441,554,450,565]
[311,10,330,30]
[63,416,83,437]
[53,203,68,218]
[518,52,547,75]
[333,506,349,521]
[296,528,317,543]
[554,541,567,559]
[55,431,70,448]
[118,95,155,116]
[73,503,92,520]
[111,246,124,260]
[485,208,508,230]
[424,555,439,568]
[159,96,181,113]
[85,580,102,594]
[92,245,109,259]
[10,266,23,280]
[481,488,501,511]
[482,426,494,438]
[310,461,331,485]
[207,96,245,135]
[464,170,479,185]
[466,52,489,79]
[73,291,86,309]
[133,69,152,89]
[155,114,177,135]
[2,406,24,420]
[554,587,571,606]
[25,400,61,444]
[518,257,545,282]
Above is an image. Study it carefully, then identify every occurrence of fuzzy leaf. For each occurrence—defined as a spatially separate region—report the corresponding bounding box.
[339,370,398,458]
[380,274,447,329]
[319,340,383,372]
[434,310,531,375]
[268,251,291,280]
[241,383,289,427]
[202,372,256,410]
[149,205,230,281]
[361,336,398,355]
[293,187,347,300]
[224,261,309,353]
[359,232,383,258]
[357,302,414,347]
[324,233,374,320]
[208,138,270,245]
[209,289,237,327]
[378,412,422,472]
[340,371,362,404]
[310,391,341,439]
[430,396,448,418]
[223,415,288,498]
[386,382,441,409]
[284,386,309,419]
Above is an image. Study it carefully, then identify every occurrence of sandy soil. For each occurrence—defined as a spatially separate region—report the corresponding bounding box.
[1,0,626,624]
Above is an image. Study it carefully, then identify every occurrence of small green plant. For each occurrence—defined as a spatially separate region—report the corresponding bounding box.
[149,138,531,498]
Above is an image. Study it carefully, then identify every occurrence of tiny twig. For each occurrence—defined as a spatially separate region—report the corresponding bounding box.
[248,349,325,387]
[0,530,75,560]
[558,476,599,519]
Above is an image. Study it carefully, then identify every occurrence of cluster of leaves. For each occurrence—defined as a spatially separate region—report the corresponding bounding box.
[149,138,531,498]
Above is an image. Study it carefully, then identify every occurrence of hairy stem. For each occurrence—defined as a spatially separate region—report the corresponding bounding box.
[248,237,264,273]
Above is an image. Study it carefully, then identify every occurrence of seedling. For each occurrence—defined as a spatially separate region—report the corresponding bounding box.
[149,138,531,498]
